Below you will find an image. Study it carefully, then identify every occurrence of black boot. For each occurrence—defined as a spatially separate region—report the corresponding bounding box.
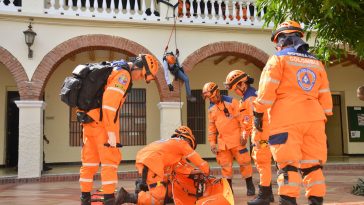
[104,193,115,205]
[115,187,138,205]
[279,195,297,205]
[246,177,256,196]
[80,192,91,205]
[308,196,323,205]
[227,178,233,193]
[247,185,271,205]
[269,184,274,202]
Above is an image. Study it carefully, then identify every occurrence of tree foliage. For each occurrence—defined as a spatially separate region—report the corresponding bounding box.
[256,0,364,62]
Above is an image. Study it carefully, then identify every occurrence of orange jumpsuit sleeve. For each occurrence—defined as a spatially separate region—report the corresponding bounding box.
[317,63,333,116]
[207,106,218,146]
[101,69,130,134]
[254,56,283,113]
[183,149,210,175]
[242,96,256,137]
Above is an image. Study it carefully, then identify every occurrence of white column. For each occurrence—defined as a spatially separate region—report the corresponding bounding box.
[15,100,46,179]
[157,102,183,140]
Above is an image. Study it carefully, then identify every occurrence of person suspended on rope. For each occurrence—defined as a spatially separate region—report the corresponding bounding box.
[163,51,197,102]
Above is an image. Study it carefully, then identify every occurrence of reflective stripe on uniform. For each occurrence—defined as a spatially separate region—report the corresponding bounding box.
[265,77,280,84]
[82,163,99,167]
[101,163,118,168]
[258,99,274,105]
[208,132,217,135]
[306,180,325,188]
[199,161,208,167]
[277,181,300,187]
[102,105,117,112]
[79,178,93,182]
[106,87,125,95]
[318,88,330,93]
[324,109,332,113]
[300,159,320,164]
[184,151,196,159]
[102,180,118,185]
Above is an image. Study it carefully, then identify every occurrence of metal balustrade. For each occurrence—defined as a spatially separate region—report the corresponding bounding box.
[0,0,267,27]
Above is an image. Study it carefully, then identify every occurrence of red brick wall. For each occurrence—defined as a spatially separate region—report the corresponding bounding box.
[0,47,29,100]
[2,36,269,102]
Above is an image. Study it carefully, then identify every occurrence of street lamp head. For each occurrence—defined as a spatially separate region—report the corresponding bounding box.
[23,22,37,58]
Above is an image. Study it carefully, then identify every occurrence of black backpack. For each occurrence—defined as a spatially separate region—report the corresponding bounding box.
[60,61,126,112]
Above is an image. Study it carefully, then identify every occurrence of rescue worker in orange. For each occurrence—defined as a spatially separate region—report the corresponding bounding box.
[253,21,333,205]
[224,70,274,205]
[171,158,234,205]
[202,82,255,196]
[79,54,159,205]
[115,125,210,205]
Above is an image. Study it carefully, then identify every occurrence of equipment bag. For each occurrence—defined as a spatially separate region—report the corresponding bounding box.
[60,61,114,111]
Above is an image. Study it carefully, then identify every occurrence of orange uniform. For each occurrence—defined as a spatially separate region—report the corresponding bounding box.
[135,138,209,205]
[79,67,131,194]
[171,160,234,205]
[240,87,272,187]
[208,95,252,179]
[254,47,333,198]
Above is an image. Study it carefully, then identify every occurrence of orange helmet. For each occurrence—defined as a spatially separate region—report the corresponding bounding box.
[271,20,304,43]
[202,82,219,100]
[165,52,176,64]
[172,125,196,149]
[132,54,159,83]
[224,70,249,90]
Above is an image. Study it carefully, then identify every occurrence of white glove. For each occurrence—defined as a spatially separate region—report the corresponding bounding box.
[107,132,117,147]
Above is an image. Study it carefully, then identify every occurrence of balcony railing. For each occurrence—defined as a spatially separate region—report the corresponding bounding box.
[1,0,268,27]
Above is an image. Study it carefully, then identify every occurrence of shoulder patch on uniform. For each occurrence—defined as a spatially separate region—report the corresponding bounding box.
[297,68,316,91]
[118,74,128,85]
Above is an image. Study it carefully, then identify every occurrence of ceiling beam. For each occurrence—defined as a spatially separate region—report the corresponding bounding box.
[214,55,228,65]
[88,50,95,61]
[109,50,115,61]
[228,56,240,65]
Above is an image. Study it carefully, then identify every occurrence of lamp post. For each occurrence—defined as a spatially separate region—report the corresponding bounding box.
[23,22,37,59]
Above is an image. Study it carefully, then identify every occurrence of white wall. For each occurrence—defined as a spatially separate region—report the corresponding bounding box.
[327,64,364,154]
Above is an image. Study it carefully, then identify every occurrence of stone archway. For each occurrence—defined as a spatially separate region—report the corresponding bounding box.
[31,34,165,100]
[162,41,270,102]
[0,47,29,99]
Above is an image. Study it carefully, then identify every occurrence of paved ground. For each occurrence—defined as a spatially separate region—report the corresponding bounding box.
[0,169,363,205]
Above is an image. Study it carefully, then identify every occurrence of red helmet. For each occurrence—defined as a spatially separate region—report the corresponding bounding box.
[202,82,219,100]
[172,125,196,149]
[271,20,304,43]
[224,70,249,90]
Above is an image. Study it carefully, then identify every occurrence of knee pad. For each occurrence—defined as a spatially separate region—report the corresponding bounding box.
[300,165,322,178]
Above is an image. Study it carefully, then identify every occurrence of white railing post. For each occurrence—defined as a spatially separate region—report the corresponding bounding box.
[85,0,90,12]
[126,0,131,16]
[232,0,237,23]
[102,0,107,14]
[211,0,216,21]
[141,0,147,19]
[203,0,208,20]
[76,0,82,13]
[224,0,229,23]
[59,0,65,12]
